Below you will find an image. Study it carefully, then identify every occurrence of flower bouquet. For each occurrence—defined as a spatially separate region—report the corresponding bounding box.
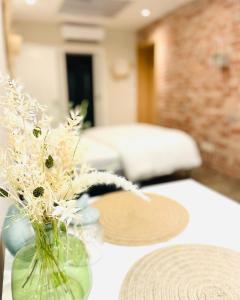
[0,78,140,300]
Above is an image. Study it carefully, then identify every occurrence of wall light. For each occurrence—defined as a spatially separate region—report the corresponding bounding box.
[141,9,151,17]
[25,0,37,5]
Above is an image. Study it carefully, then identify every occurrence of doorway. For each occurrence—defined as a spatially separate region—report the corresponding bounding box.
[66,53,95,126]
[137,44,155,123]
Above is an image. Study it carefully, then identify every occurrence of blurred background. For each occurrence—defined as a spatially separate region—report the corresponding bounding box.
[1,0,240,201]
[2,0,146,125]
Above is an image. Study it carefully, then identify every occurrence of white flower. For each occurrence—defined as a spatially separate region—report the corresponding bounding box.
[52,200,80,226]
[0,77,145,226]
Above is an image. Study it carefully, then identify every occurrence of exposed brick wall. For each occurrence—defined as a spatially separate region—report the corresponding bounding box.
[138,0,240,178]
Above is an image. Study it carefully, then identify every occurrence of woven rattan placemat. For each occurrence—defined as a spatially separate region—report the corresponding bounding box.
[93,191,189,246]
[120,244,240,300]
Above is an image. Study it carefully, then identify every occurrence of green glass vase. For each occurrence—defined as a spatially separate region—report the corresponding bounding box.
[12,223,92,300]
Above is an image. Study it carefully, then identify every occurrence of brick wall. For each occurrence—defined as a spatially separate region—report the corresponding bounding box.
[139,0,240,178]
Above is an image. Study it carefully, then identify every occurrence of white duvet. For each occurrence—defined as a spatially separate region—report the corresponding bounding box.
[82,137,121,172]
[84,124,202,181]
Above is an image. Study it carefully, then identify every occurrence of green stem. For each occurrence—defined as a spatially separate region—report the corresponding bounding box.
[22,259,38,288]
[22,221,75,299]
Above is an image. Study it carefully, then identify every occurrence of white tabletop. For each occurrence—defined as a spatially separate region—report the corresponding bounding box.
[3,179,240,299]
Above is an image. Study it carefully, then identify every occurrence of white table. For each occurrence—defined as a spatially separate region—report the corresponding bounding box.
[3,179,240,299]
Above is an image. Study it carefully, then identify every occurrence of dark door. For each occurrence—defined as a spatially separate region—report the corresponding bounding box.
[66,54,94,126]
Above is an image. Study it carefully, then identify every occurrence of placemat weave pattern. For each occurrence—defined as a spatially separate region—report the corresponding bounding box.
[120,245,240,300]
[93,191,189,246]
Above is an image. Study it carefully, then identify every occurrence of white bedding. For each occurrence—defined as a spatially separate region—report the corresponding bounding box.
[84,124,202,181]
[82,137,121,172]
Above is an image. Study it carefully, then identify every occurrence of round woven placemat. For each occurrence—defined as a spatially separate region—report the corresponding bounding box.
[93,191,189,246]
[120,245,240,300]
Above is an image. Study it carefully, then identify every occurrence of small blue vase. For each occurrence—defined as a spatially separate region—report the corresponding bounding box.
[2,205,35,256]
[72,194,100,226]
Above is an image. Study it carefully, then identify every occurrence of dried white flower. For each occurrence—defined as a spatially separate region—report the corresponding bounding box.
[0,78,144,226]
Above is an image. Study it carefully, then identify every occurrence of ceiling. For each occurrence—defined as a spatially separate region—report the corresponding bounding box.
[60,0,132,17]
[11,0,194,30]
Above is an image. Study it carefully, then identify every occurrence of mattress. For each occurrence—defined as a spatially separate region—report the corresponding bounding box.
[84,124,202,181]
[82,137,121,173]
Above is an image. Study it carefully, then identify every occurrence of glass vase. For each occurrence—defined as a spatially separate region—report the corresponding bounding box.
[12,222,92,300]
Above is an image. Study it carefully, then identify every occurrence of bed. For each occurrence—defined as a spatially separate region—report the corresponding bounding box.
[83,124,202,182]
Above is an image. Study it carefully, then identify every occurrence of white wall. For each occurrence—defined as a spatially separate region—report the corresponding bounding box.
[0,0,7,74]
[15,43,68,123]
[104,29,137,124]
[13,21,62,45]
[13,21,137,125]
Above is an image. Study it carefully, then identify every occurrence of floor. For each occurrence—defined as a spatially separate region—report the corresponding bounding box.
[191,166,240,203]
